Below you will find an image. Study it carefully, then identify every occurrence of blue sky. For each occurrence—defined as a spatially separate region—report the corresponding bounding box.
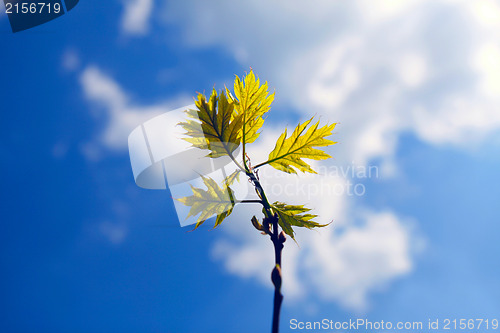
[1,1,500,332]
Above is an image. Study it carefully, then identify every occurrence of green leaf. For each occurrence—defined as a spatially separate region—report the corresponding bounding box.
[224,169,241,187]
[271,201,329,240]
[180,89,243,158]
[176,175,236,229]
[232,70,275,144]
[263,117,336,174]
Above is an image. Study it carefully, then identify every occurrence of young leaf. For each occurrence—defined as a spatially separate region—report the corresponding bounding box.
[271,202,328,240]
[180,89,243,158]
[224,169,241,187]
[262,118,336,174]
[232,70,275,144]
[251,215,264,232]
[176,175,236,229]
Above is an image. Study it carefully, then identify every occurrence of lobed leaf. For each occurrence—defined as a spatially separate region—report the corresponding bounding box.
[179,89,243,158]
[231,70,275,144]
[264,118,336,174]
[271,201,329,240]
[176,175,236,229]
[224,169,241,187]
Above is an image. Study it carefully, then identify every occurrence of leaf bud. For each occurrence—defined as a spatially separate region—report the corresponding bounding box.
[278,231,286,244]
[251,216,264,231]
[271,265,282,289]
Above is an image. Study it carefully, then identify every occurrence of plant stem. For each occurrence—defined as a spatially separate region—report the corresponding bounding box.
[229,150,284,333]
[245,168,284,333]
[267,214,284,333]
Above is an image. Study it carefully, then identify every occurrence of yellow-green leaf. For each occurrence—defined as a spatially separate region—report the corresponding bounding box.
[271,202,329,240]
[180,89,243,158]
[264,118,336,174]
[224,169,241,187]
[176,175,236,229]
[232,70,274,144]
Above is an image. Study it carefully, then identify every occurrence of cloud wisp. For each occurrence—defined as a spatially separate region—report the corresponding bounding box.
[79,66,190,158]
[121,0,154,36]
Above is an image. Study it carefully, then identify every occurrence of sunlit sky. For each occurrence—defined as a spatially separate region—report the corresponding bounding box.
[1,1,500,332]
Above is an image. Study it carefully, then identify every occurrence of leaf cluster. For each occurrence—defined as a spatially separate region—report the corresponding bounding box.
[177,70,336,239]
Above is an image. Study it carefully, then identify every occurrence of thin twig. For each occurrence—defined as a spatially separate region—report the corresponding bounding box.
[238,199,264,204]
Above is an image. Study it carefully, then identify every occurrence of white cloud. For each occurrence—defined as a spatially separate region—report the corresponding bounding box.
[163,0,500,157]
[209,130,416,310]
[467,0,500,28]
[357,0,420,23]
[154,0,500,310]
[80,0,500,310]
[303,211,413,310]
[78,64,417,309]
[396,53,429,88]
[73,82,411,308]
[121,0,154,35]
[79,66,190,153]
[474,43,500,97]
[213,197,415,310]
